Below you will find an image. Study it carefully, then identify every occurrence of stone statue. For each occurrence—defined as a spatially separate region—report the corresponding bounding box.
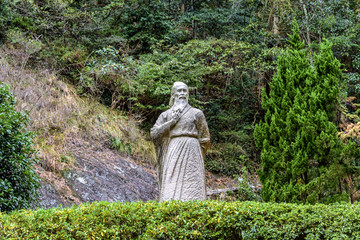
[151,82,210,201]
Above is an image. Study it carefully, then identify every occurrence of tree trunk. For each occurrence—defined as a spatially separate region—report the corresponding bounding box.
[300,0,311,46]
[273,15,279,35]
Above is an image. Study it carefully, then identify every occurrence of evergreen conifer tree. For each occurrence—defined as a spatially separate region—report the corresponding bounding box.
[254,19,358,203]
[0,83,40,211]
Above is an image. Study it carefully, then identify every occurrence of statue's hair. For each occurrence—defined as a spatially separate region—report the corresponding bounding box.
[169,81,189,107]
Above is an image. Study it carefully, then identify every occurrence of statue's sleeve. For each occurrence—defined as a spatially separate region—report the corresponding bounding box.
[150,112,174,141]
[196,110,210,158]
[150,111,173,192]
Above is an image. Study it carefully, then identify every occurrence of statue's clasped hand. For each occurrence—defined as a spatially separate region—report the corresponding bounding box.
[171,109,181,125]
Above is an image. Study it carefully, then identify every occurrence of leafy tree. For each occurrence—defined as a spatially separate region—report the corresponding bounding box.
[104,0,180,53]
[177,0,264,40]
[0,83,40,212]
[254,20,359,203]
[0,0,10,42]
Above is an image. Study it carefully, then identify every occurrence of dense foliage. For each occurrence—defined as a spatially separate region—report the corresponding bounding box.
[0,0,359,183]
[254,21,360,203]
[0,83,40,212]
[1,200,360,239]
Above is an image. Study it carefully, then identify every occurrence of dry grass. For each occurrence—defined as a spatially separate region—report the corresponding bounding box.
[0,46,156,176]
[339,97,360,141]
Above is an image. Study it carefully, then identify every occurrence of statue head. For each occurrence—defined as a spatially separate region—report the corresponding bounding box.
[169,81,189,107]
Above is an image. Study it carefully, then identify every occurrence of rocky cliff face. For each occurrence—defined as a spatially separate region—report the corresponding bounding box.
[35,141,158,209]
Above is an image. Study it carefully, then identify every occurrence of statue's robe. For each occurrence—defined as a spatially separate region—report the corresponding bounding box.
[151,104,210,201]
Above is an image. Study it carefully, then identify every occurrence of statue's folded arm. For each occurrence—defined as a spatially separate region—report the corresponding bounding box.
[150,112,175,141]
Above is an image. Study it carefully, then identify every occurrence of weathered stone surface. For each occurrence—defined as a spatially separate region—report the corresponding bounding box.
[151,82,210,201]
[35,153,158,209]
[35,181,71,209]
[64,155,158,203]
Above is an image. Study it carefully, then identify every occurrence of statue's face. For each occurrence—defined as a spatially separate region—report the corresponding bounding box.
[174,85,188,103]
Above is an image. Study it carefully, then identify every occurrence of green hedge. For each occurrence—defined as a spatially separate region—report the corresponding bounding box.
[0,201,359,239]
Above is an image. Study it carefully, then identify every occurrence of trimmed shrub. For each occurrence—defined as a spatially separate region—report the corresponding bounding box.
[0,200,359,239]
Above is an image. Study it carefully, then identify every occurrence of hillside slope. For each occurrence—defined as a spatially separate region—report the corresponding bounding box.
[0,46,158,208]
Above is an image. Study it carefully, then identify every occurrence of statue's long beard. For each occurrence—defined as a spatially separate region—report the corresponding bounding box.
[172,99,187,113]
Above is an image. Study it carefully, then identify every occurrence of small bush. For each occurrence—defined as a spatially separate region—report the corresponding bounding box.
[0,200,360,239]
[236,167,261,202]
[0,83,40,212]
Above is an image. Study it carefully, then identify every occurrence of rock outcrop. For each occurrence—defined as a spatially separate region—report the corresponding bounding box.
[35,145,159,209]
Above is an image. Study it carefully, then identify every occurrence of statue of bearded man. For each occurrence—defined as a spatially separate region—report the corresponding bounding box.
[151,81,210,201]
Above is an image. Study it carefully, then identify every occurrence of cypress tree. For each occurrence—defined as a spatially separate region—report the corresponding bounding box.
[254,19,357,203]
